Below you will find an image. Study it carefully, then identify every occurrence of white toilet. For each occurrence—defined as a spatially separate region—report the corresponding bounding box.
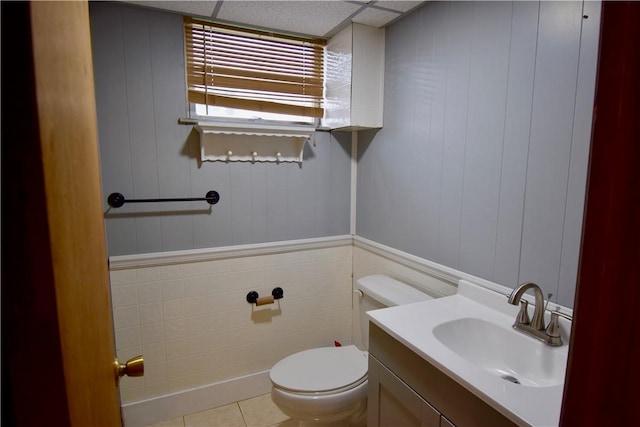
[270,275,432,426]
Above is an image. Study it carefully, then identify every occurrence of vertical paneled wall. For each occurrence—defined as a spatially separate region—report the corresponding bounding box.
[90,2,351,257]
[357,1,600,307]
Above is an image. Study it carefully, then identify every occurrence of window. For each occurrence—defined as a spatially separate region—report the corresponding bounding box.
[184,17,326,124]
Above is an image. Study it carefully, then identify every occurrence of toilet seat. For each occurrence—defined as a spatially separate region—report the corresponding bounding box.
[270,345,368,394]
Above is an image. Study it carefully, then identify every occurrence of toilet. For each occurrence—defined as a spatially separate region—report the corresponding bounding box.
[270,275,432,426]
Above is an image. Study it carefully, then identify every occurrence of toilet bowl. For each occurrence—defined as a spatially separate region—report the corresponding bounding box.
[270,275,432,426]
[271,346,368,426]
[270,345,368,425]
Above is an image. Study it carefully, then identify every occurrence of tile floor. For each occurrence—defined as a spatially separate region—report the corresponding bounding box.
[146,393,295,427]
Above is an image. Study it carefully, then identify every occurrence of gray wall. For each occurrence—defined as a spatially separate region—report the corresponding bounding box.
[91,1,599,307]
[90,3,351,256]
[357,1,600,307]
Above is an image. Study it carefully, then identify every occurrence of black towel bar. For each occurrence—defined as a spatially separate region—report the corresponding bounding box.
[107,191,220,208]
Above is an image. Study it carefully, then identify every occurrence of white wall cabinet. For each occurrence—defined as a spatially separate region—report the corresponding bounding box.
[322,23,385,130]
[368,324,517,427]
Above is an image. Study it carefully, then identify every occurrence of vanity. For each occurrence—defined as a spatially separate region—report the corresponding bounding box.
[366,280,571,427]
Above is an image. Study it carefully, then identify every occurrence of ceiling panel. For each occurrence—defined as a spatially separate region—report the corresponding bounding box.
[352,7,401,27]
[216,1,362,37]
[118,0,427,39]
[122,0,219,17]
[374,1,425,13]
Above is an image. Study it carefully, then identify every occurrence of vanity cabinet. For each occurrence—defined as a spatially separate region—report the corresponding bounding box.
[369,356,454,427]
[368,324,518,427]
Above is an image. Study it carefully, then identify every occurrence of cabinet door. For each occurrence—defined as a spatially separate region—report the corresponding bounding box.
[369,356,441,427]
[441,416,456,427]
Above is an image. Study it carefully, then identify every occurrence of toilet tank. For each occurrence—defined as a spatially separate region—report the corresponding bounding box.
[355,275,432,350]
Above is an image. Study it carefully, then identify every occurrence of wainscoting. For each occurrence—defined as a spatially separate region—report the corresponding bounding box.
[113,235,561,426]
[110,236,352,426]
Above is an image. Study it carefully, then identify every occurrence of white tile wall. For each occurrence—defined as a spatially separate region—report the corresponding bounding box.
[112,237,469,406]
[114,237,512,425]
[111,245,353,403]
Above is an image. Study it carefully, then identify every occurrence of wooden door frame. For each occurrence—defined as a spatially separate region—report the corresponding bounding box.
[1,3,72,424]
[2,2,122,426]
[560,1,640,425]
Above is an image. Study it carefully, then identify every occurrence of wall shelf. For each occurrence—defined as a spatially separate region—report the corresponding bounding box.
[194,122,314,164]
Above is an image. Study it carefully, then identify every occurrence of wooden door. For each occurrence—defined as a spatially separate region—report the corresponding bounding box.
[2,1,123,425]
[560,1,640,425]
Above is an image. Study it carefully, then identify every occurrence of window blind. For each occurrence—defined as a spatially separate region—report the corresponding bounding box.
[184,17,326,119]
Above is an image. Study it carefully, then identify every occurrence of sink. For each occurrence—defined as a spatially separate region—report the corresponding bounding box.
[367,279,571,426]
[432,317,567,387]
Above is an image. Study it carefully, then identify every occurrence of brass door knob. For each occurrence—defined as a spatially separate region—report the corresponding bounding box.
[115,355,144,380]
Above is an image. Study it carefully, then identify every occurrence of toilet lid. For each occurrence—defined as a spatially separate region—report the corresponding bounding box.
[270,345,368,393]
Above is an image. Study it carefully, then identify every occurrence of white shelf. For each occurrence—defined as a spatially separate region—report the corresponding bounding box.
[194,122,314,164]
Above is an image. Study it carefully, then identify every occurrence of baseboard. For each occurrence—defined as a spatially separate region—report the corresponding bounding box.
[122,370,272,427]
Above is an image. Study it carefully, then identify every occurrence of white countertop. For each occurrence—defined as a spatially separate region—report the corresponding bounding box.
[367,280,571,427]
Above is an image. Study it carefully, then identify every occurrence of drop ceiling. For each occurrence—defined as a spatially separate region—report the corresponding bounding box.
[120,0,427,38]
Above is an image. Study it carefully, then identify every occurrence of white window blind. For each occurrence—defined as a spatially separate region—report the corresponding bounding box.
[184,17,326,119]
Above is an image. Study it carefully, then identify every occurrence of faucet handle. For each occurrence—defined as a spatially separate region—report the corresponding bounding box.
[515,300,530,325]
[546,310,573,343]
[550,310,573,322]
[544,313,563,346]
[546,312,562,339]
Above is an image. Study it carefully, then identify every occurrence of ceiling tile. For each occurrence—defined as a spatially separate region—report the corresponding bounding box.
[374,1,425,13]
[121,1,218,17]
[352,7,401,27]
[217,1,362,37]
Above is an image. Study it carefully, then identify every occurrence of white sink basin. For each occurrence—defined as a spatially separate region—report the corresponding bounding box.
[432,317,567,387]
[367,279,573,426]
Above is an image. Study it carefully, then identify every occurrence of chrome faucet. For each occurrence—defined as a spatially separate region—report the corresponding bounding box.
[507,282,567,346]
